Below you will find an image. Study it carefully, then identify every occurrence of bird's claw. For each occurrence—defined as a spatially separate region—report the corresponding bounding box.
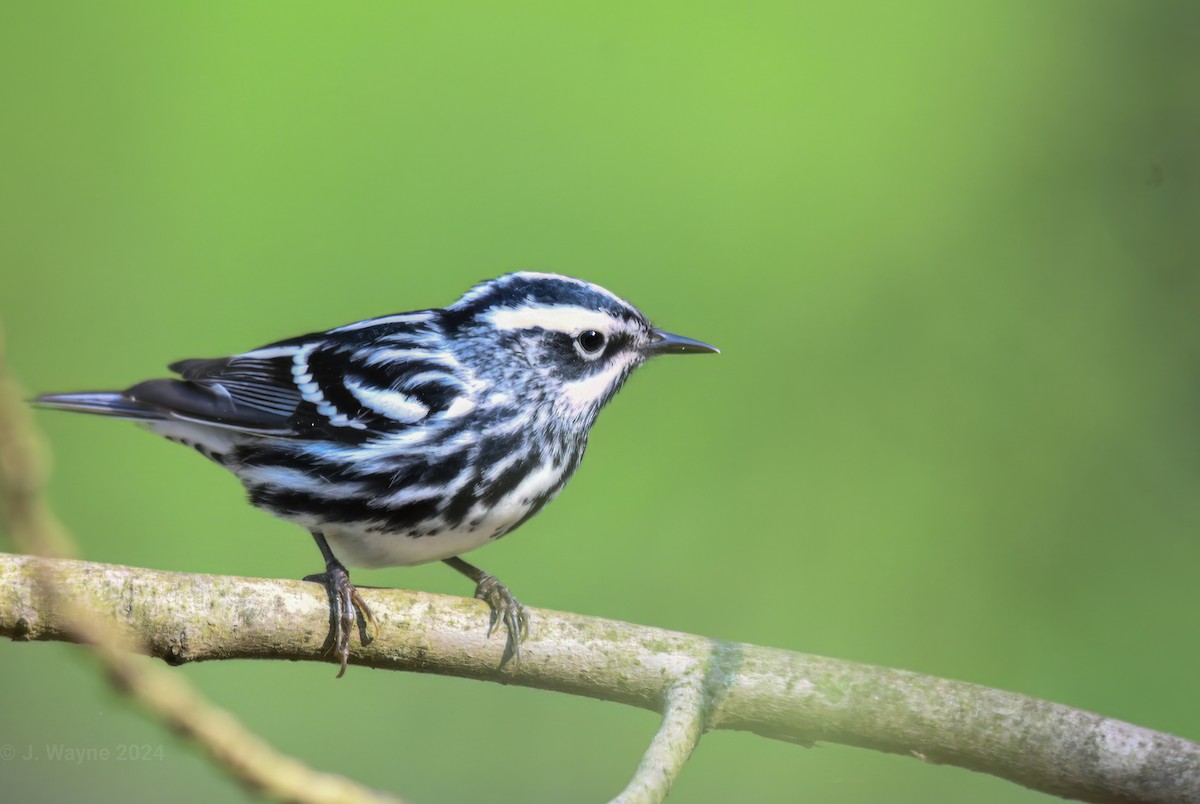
[306,567,376,677]
[473,574,529,665]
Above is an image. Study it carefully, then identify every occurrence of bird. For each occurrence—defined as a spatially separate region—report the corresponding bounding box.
[34,272,719,675]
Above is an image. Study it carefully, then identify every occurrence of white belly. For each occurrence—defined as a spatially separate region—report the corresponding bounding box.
[324,460,566,568]
[322,522,499,568]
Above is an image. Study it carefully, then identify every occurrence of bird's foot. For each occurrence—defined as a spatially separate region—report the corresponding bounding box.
[304,564,377,678]
[442,556,530,666]
[472,573,530,665]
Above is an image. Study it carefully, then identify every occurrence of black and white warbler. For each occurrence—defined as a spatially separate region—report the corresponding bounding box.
[36,272,718,675]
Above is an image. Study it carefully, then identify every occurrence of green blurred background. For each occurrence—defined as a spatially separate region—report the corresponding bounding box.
[2,2,1198,801]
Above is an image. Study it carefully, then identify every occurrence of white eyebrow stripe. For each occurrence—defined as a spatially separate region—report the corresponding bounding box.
[345,379,429,423]
[486,304,626,335]
[330,312,435,333]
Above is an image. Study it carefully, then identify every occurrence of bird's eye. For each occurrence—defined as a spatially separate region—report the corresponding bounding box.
[574,330,607,357]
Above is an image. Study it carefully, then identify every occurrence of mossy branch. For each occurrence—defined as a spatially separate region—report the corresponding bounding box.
[1,551,1198,804]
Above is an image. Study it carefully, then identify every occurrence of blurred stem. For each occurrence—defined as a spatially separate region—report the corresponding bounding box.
[1,551,1198,804]
[0,325,404,804]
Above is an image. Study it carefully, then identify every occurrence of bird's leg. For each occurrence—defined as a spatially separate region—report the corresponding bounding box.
[305,531,377,677]
[443,556,529,665]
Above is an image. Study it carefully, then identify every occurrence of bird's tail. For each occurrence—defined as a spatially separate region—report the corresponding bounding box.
[33,391,166,422]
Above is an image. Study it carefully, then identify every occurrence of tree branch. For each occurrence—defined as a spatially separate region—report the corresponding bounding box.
[2,551,1197,804]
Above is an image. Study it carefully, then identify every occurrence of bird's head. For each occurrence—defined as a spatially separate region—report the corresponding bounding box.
[445,272,718,428]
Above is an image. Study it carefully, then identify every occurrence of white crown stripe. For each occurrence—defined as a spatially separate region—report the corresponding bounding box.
[449,271,639,316]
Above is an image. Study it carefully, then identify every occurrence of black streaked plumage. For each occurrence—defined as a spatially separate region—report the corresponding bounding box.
[35,272,718,675]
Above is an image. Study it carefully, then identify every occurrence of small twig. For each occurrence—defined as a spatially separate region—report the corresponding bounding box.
[611,672,708,804]
[0,324,405,804]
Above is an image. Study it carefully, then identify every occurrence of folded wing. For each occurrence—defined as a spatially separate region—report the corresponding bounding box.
[37,314,470,440]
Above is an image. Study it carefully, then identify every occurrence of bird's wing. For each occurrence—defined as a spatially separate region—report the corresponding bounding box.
[123,313,470,438]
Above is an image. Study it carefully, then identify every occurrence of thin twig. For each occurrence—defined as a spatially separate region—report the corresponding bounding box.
[0,325,405,804]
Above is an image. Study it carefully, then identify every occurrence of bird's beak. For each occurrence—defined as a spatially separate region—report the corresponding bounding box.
[643,329,720,357]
